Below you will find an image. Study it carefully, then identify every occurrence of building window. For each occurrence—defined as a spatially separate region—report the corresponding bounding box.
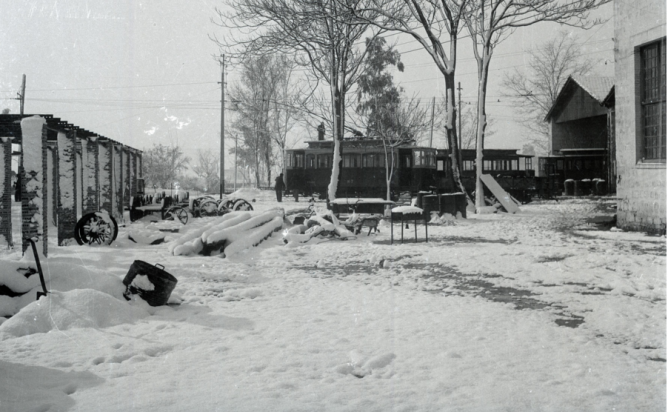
[640,38,666,160]
[483,160,491,171]
[463,160,474,171]
[317,154,332,169]
[525,157,533,170]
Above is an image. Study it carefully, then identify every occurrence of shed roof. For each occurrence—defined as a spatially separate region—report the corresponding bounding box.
[544,75,614,121]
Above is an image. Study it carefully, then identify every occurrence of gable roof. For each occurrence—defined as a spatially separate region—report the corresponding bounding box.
[544,75,614,121]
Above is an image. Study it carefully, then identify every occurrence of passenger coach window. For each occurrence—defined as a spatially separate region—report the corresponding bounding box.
[306,154,315,168]
[295,154,304,168]
[362,154,385,167]
[317,154,332,168]
[463,160,474,171]
[342,154,361,168]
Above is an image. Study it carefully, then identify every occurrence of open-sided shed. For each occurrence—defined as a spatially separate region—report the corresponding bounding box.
[0,114,142,256]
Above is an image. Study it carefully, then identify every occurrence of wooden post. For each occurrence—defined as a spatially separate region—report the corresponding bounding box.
[83,136,99,214]
[20,116,48,255]
[0,137,13,248]
[98,139,113,213]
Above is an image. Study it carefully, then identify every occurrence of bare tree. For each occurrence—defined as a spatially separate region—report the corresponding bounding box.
[502,31,594,154]
[230,55,294,187]
[213,0,382,200]
[192,149,220,192]
[372,97,430,200]
[142,143,190,190]
[463,0,609,209]
[269,59,301,174]
[346,0,472,197]
[457,105,495,149]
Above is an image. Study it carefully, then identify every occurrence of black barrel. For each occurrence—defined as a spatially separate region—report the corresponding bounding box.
[422,195,439,218]
[564,179,574,196]
[123,260,177,306]
[439,193,458,217]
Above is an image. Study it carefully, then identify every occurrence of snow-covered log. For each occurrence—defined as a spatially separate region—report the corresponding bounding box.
[200,213,252,244]
[223,216,284,257]
[168,213,241,254]
[205,209,283,248]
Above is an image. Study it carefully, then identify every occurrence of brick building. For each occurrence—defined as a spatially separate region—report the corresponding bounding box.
[614,0,666,233]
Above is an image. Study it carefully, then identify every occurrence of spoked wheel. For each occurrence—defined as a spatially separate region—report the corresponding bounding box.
[198,199,220,217]
[233,199,254,211]
[75,212,118,245]
[221,199,236,210]
[165,207,188,225]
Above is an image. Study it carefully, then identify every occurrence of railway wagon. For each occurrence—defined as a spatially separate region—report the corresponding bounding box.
[285,138,538,202]
[285,138,441,199]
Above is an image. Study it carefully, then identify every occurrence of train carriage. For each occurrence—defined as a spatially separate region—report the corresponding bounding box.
[285,138,439,199]
[285,137,537,202]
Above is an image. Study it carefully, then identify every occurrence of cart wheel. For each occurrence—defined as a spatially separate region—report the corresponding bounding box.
[165,207,189,225]
[222,199,236,210]
[199,199,219,217]
[233,199,254,211]
[75,212,118,245]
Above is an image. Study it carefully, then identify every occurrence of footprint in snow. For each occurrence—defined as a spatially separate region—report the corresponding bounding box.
[335,351,396,378]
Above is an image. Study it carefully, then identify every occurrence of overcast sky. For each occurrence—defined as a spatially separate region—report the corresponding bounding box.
[0,0,614,164]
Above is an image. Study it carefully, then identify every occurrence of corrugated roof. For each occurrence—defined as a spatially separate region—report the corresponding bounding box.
[570,75,615,103]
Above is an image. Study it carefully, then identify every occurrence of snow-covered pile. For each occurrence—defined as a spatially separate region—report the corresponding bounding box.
[282,208,354,246]
[169,209,285,257]
[0,258,126,319]
[0,289,149,338]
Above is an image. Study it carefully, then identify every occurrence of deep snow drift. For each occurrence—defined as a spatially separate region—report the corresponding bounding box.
[0,192,665,412]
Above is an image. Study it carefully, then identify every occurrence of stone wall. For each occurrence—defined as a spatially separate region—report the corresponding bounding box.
[614,0,667,233]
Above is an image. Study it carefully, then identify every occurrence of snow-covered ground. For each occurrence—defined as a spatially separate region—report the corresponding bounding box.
[0,191,665,412]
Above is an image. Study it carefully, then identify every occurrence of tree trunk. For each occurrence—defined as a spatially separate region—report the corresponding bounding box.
[327,81,345,201]
[444,73,467,195]
[474,50,492,210]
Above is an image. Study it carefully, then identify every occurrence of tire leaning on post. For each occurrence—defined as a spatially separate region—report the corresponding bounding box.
[74,212,119,245]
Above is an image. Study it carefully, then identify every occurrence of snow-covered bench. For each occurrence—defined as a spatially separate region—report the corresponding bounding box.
[390,206,428,244]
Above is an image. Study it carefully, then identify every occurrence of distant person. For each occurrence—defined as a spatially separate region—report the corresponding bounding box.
[274,173,285,202]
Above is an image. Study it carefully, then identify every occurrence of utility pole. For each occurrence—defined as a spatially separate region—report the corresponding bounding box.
[428,96,435,148]
[219,56,225,199]
[457,82,462,150]
[15,74,26,114]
